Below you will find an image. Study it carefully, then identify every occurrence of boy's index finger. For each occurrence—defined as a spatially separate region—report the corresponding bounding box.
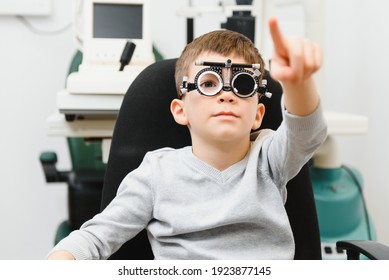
[268,17,288,58]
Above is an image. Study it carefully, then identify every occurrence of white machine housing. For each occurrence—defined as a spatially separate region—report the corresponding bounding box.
[60,0,154,116]
[82,0,153,67]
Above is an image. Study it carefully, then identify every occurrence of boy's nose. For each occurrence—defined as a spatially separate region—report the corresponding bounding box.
[217,89,237,103]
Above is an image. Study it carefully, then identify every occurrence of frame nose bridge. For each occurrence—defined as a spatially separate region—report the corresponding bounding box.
[221,65,232,89]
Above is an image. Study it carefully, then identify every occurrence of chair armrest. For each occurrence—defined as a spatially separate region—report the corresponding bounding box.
[336,240,389,260]
[39,151,69,183]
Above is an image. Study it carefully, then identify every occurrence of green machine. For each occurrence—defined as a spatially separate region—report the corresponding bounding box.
[310,136,376,259]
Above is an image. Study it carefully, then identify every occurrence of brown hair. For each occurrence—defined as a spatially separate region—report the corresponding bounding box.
[175,29,265,96]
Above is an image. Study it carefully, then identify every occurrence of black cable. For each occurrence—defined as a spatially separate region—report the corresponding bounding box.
[341,164,373,241]
[119,41,136,71]
[15,15,71,36]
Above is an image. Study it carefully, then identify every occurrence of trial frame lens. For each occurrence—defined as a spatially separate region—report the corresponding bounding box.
[231,71,258,98]
[197,70,223,96]
[194,68,258,98]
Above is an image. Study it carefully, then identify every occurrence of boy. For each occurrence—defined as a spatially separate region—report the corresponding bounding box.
[47,17,327,260]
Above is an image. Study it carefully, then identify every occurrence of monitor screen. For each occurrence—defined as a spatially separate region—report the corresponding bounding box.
[93,3,143,39]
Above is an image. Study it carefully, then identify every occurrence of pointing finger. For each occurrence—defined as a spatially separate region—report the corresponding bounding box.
[268,17,288,58]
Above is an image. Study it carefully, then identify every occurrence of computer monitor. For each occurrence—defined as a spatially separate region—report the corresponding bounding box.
[82,0,153,66]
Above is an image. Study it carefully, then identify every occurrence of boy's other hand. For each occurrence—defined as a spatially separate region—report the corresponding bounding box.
[46,250,75,260]
[268,17,322,85]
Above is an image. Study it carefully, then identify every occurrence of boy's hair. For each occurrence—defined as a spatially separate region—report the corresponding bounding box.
[175,29,265,97]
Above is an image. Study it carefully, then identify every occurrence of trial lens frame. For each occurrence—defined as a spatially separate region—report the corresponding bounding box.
[180,59,272,99]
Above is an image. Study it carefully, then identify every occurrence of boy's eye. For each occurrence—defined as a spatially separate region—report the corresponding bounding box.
[195,70,223,96]
[200,80,217,88]
[198,71,220,89]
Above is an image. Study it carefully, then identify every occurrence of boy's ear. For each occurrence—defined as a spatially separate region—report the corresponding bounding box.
[170,98,189,126]
[252,103,265,130]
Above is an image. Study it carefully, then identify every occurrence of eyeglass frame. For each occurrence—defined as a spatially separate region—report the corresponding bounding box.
[179,59,271,99]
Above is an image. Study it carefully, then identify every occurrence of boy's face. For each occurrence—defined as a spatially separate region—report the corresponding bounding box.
[171,52,265,145]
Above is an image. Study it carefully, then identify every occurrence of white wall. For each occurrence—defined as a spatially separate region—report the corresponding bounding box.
[0,0,74,259]
[0,0,388,259]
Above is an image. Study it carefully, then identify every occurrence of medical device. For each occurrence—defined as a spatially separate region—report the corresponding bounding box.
[58,0,154,120]
[180,59,271,99]
[81,0,153,67]
[177,0,257,45]
[221,0,256,43]
[310,135,376,260]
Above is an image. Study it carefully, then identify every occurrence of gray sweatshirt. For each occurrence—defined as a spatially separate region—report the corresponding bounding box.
[49,103,327,260]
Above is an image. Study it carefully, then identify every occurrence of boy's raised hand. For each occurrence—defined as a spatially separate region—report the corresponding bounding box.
[268,17,322,85]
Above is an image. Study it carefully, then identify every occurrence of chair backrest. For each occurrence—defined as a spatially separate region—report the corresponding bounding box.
[101,58,322,260]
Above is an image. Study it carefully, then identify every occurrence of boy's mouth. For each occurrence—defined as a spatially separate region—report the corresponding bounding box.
[213,111,238,118]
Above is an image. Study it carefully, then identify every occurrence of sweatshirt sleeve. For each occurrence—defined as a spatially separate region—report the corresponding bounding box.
[263,99,327,190]
[47,153,155,260]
